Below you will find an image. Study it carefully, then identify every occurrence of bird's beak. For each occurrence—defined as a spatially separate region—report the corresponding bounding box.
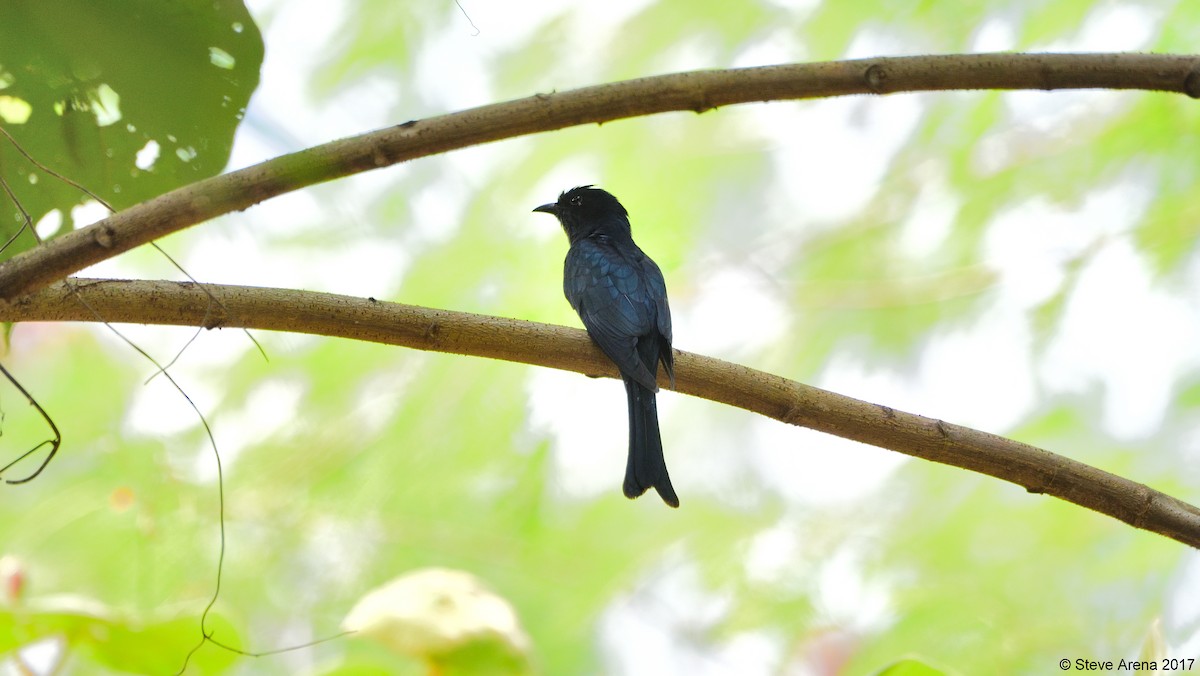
[532,203,557,215]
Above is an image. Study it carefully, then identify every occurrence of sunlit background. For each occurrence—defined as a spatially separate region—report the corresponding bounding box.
[3,0,1200,673]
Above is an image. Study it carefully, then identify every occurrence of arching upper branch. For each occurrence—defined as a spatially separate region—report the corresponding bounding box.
[1,53,1198,301]
[7,277,1200,549]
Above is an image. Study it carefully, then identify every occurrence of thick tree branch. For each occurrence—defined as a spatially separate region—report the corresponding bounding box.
[7,278,1200,548]
[1,53,1198,301]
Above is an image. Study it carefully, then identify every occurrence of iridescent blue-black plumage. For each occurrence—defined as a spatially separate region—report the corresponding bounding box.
[534,186,678,507]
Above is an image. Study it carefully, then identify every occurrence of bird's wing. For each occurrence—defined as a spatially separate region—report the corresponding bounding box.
[637,248,675,387]
[565,240,660,391]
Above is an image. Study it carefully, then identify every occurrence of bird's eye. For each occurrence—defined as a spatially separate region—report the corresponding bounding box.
[569,194,583,206]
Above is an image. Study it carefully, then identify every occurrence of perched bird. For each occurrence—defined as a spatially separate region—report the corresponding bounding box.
[533,186,678,507]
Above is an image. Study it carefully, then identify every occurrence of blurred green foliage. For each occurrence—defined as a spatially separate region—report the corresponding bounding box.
[3,0,1200,674]
[0,0,262,259]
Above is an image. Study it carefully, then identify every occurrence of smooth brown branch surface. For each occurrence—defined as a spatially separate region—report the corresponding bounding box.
[7,278,1200,548]
[1,53,1199,301]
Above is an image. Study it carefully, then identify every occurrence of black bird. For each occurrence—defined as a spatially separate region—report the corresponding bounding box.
[534,186,679,507]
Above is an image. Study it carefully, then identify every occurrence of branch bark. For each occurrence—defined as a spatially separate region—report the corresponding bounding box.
[8,278,1200,548]
[1,53,1198,301]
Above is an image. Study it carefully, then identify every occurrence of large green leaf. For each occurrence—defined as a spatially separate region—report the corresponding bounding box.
[0,0,262,257]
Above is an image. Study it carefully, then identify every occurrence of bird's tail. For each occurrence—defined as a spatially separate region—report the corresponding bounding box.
[623,378,679,508]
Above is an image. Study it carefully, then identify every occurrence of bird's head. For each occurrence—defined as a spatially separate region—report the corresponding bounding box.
[533,185,631,242]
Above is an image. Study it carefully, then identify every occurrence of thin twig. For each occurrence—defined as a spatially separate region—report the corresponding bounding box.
[0,362,61,484]
[145,242,269,382]
[0,124,113,214]
[206,631,355,658]
[0,124,268,368]
[58,283,227,676]
[453,0,480,36]
[0,174,35,254]
[0,127,229,668]
[0,123,290,672]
